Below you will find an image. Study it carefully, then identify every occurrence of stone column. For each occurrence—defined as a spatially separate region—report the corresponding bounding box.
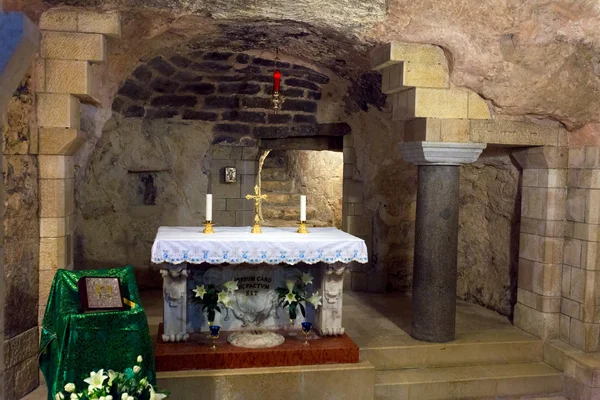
[512,146,567,341]
[399,141,486,342]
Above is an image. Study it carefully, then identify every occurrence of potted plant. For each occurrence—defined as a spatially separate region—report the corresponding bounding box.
[53,356,167,400]
[275,273,322,325]
[191,280,238,325]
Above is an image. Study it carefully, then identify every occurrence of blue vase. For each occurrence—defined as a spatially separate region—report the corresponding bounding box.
[301,322,312,333]
[209,325,221,350]
[301,322,312,346]
[209,325,221,337]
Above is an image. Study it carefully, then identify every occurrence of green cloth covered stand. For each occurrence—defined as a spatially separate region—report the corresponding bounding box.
[39,266,155,399]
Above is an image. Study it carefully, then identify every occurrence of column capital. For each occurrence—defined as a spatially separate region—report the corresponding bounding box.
[398,141,486,165]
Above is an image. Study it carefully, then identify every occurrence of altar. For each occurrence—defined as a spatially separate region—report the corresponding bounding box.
[151,226,368,343]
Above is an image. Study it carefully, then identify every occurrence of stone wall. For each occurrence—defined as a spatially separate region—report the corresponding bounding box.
[286,150,344,227]
[1,75,40,399]
[76,117,212,288]
[457,149,521,316]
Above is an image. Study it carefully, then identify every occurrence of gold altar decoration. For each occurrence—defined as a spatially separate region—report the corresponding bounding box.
[203,220,215,234]
[245,185,268,234]
[297,221,309,234]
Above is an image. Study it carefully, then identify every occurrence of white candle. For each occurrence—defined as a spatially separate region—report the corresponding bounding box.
[206,194,213,221]
[300,195,306,221]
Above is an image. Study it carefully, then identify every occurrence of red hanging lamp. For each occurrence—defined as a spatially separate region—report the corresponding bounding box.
[271,50,283,112]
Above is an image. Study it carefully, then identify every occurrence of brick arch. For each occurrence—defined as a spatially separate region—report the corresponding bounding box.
[111,50,335,142]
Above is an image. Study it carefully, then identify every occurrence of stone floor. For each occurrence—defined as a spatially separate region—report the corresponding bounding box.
[22,290,568,399]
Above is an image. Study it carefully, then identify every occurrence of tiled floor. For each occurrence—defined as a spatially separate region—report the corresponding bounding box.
[21,290,566,400]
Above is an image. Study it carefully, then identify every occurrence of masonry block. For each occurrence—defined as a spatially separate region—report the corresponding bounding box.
[77,12,121,38]
[578,170,600,189]
[474,121,560,147]
[393,88,468,120]
[40,217,68,238]
[39,236,67,271]
[37,94,80,128]
[467,91,491,119]
[514,302,559,340]
[371,42,447,70]
[45,59,99,103]
[568,188,587,223]
[381,61,449,93]
[41,31,106,62]
[39,178,74,217]
[38,128,85,155]
[585,190,600,224]
[404,118,470,142]
[570,318,600,352]
[39,10,78,31]
[570,147,586,169]
[38,155,74,179]
[517,256,561,296]
[518,288,560,312]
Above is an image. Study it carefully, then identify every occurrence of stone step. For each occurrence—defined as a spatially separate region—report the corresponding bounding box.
[262,205,317,221]
[261,168,289,181]
[359,330,543,370]
[375,362,562,400]
[264,192,297,205]
[262,179,295,193]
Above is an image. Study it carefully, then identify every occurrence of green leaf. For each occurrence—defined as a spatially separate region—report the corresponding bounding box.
[299,303,306,318]
[215,306,221,313]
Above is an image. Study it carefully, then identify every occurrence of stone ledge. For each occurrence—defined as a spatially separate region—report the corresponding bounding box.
[398,141,486,165]
[371,42,447,70]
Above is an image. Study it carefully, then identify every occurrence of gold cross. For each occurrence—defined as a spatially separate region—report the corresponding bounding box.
[245,185,268,234]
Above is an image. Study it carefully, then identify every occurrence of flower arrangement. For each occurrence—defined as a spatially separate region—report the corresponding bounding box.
[275,273,322,322]
[191,280,238,324]
[53,356,167,400]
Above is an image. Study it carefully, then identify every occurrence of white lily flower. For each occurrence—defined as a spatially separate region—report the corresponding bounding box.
[221,294,234,309]
[307,291,323,309]
[127,397,134,400]
[121,394,128,400]
[55,393,64,400]
[150,386,168,400]
[84,369,107,392]
[64,383,75,393]
[100,397,106,400]
[301,273,313,285]
[284,291,297,305]
[137,355,143,363]
[286,280,295,293]
[107,370,118,386]
[70,394,78,400]
[223,280,239,293]
[106,396,113,400]
[193,285,207,298]
[133,365,141,374]
[217,290,229,304]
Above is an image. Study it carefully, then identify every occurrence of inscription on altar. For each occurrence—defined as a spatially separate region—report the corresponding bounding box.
[238,275,272,296]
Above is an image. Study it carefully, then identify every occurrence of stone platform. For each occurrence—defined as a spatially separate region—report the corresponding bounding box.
[154,324,359,371]
[24,291,571,400]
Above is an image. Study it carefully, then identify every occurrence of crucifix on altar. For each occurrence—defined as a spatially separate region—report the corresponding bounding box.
[245,185,268,234]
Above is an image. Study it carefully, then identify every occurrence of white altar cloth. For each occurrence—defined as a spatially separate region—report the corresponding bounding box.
[151,226,368,265]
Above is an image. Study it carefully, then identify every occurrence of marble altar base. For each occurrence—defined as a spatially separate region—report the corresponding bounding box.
[154,324,359,371]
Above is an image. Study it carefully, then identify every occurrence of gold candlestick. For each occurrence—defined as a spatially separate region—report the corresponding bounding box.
[203,221,215,234]
[246,185,268,234]
[297,221,309,234]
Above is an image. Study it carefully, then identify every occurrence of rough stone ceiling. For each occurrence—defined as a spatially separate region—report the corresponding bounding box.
[10,0,600,129]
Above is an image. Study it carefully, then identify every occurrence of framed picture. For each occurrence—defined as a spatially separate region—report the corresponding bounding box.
[225,167,237,183]
[78,277,125,312]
